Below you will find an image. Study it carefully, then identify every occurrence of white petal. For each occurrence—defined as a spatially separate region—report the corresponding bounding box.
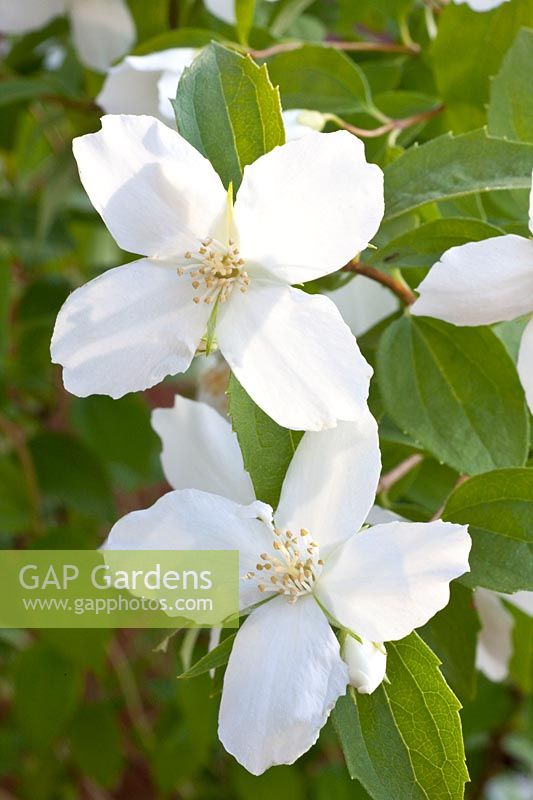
[103,488,273,609]
[365,506,405,525]
[151,395,255,504]
[474,589,513,682]
[517,318,533,414]
[97,49,196,122]
[453,0,508,9]
[341,636,387,695]
[529,171,533,234]
[503,590,533,617]
[51,258,211,398]
[412,235,533,325]
[217,282,372,431]
[204,0,236,24]
[316,521,471,642]
[327,275,399,336]
[218,595,348,775]
[275,410,380,555]
[72,115,227,258]
[282,109,327,141]
[0,0,64,32]
[233,131,384,284]
[69,0,135,71]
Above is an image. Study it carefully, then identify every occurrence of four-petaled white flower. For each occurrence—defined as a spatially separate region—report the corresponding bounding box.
[51,114,384,431]
[412,175,533,412]
[0,0,135,72]
[98,48,198,124]
[474,589,533,682]
[103,394,471,775]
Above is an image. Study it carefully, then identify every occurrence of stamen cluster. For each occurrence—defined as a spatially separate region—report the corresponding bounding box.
[245,528,324,603]
[177,238,251,305]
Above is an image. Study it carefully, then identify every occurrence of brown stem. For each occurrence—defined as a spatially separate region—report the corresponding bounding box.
[168,0,179,28]
[0,413,42,537]
[343,260,416,306]
[378,454,424,493]
[336,103,445,139]
[249,39,420,59]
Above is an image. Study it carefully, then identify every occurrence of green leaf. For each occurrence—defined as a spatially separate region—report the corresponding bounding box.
[377,316,529,475]
[0,76,72,108]
[227,375,303,508]
[431,1,533,132]
[29,431,115,520]
[173,42,284,190]
[335,634,468,800]
[70,394,160,491]
[69,703,124,788]
[178,632,237,679]
[264,44,372,113]
[384,129,533,221]
[419,584,480,703]
[332,694,384,796]
[488,28,533,143]
[235,0,255,45]
[14,642,82,750]
[370,217,504,271]
[268,0,317,37]
[134,28,223,54]
[443,469,533,592]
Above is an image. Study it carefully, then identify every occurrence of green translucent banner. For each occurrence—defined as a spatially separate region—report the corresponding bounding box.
[0,550,239,628]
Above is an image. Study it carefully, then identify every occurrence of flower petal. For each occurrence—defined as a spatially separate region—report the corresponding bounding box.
[412,235,533,325]
[97,49,196,122]
[474,589,513,682]
[341,636,387,695]
[282,109,327,141]
[453,0,508,10]
[275,409,380,554]
[327,275,399,336]
[69,0,135,72]
[0,0,63,32]
[103,488,273,609]
[504,590,533,616]
[217,282,372,431]
[151,395,255,504]
[218,595,348,775]
[233,131,384,284]
[72,115,227,258]
[204,0,236,24]
[51,258,211,398]
[517,318,533,414]
[316,521,471,642]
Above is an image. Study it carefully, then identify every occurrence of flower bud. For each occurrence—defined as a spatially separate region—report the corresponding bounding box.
[341,635,387,695]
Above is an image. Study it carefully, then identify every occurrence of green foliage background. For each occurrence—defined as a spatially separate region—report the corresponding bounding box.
[0,0,532,798]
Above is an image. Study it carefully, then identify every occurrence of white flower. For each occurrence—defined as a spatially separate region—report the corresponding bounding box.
[282,109,327,141]
[97,48,197,123]
[104,394,471,774]
[475,588,533,682]
[51,115,384,431]
[0,0,136,71]
[341,635,387,695]
[412,174,533,412]
[452,0,508,10]
[327,275,399,337]
[205,0,278,25]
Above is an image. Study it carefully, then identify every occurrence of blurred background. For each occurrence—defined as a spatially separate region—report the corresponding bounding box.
[0,0,532,798]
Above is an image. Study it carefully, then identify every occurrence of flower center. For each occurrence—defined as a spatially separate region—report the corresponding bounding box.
[244,527,324,604]
[177,238,250,305]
